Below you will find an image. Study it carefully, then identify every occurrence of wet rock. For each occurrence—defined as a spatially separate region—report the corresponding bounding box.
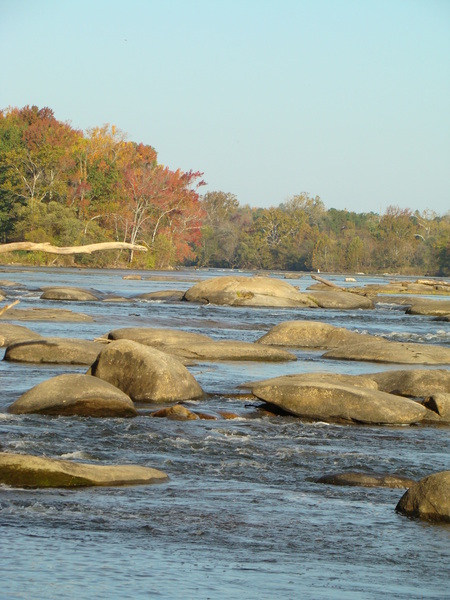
[40,286,101,301]
[423,393,450,421]
[307,291,374,309]
[150,404,199,420]
[0,323,43,347]
[88,339,204,403]
[184,275,316,308]
[316,472,416,488]
[0,452,168,488]
[8,374,137,418]
[4,337,105,365]
[366,369,450,397]
[251,380,426,425]
[1,308,94,322]
[395,471,450,522]
[133,290,185,301]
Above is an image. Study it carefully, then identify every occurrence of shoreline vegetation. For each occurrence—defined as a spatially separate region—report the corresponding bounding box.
[0,105,449,275]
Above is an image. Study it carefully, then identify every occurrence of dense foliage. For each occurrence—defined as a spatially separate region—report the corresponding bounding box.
[0,106,448,274]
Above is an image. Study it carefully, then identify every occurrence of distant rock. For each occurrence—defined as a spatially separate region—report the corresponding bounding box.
[0,323,43,347]
[133,290,185,301]
[40,286,101,301]
[0,452,168,488]
[316,472,416,488]
[184,275,316,308]
[4,337,105,365]
[396,471,450,522]
[88,339,204,403]
[251,379,426,425]
[8,374,137,418]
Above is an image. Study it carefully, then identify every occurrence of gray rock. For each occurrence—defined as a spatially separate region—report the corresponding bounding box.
[0,323,43,347]
[308,291,374,309]
[367,369,450,397]
[4,337,105,365]
[8,374,137,418]
[396,471,450,522]
[423,393,450,421]
[40,286,101,301]
[0,452,168,487]
[316,472,416,488]
[88,339,204,403]
[1,308,94,322]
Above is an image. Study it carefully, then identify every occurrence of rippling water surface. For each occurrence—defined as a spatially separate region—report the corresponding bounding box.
[0,267,449,599]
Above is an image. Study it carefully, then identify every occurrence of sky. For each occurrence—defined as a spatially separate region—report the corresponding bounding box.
[1,0,449,216]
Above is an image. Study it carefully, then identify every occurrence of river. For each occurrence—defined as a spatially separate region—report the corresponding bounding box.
[0,267,449,599]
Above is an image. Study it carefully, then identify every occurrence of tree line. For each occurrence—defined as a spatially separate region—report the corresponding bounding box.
[1,106,448,275]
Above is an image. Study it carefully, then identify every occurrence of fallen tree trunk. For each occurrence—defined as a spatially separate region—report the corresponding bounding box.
[0,242,148,255]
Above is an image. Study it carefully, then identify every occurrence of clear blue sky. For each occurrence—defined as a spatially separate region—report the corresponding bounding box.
[1,0,449,215]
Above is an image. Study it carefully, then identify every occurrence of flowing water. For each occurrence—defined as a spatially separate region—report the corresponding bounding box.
[0,267,449,599]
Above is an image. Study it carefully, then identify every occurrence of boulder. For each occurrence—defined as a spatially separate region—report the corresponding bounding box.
[242,372,379,390]
[251,380,426,425]
[405,298,450,317]
[4,337,105,365]
[1,307,94,322]
[184,276,316,307]
[0,452,168,488]
[308,291,374,309]
[8,374,137,417]
[88,339,204,403]
[40,286,101,301]
[150,404,199,420]
[316,472,416,488]
[0,323,43,347]
[134,290,185,301]
[107,327,214,346]
[423,393,450,421]
[158,340,297,362]
[256,320,360,348]
[395,471,450,522]
[366,369,450,397]
[323,337,450,365]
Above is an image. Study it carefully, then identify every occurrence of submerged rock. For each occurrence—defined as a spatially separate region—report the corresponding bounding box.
[88,339,204,403]
[251,380,426,425]
[8,374,137,418]
[184,275,316,308]
[316,472,416,488]
[395,471,450,522]
[4,337,105,365]
[0,452,168,488]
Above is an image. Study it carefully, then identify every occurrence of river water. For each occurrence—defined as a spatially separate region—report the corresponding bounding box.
[0,267,449,599]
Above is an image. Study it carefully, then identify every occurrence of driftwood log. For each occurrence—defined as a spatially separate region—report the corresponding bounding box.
[0,242,147,255]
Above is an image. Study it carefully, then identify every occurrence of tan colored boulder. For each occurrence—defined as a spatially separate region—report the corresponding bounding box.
[0,452,168,488]
[88,339,204,403]
[40,286,100,301]
[184,276,316,307]
[0,323,43,347]
[395,471,450,522]
[308,291,374,309]
[251,380,426,425]
[405,298,450,317]
[423,393,450,421]
[107,327,214,346]
[134,290,185,301]
[242,372,379,390]
[256,320,359,348]
[150,404,199,420]
[323,337,450,365]
[316,472,416,488]
[4,337,104,365]
[159,340,297,362]
[8,374,137,418]
[366,369,450,397]
[0,307,94,322]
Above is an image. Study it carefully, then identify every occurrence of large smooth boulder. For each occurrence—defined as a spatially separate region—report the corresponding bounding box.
[4,337,105,365]
[316,472,416,488]
[323,337,450,365]
[88,339,204,403]
[8,374,137,418]
[107,327,214,346]
[242,372,379,390]
[40,286,101,301]
[396,471,450,522]
[0,323,43,347]
[251,379,426,425]
[256,320,360,348]
[308,291,374,310]
[405,298,450,317]
[366,369,450,397]
[0,452,168,488]
[184,276,316,307]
